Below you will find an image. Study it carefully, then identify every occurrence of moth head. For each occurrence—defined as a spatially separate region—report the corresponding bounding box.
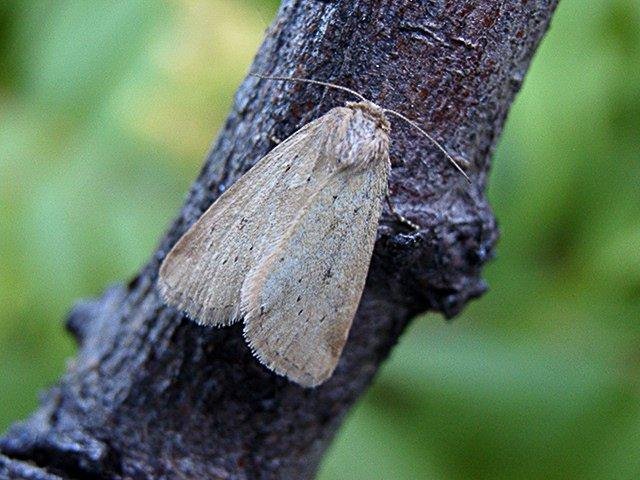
[346,100,390,133]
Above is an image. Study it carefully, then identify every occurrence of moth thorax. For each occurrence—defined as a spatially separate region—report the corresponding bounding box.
[337,103,390,170]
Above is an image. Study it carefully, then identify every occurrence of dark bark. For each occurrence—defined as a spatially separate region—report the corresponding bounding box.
[1,1,558,478]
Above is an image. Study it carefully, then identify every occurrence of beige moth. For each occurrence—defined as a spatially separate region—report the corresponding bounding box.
[158,77,467,387]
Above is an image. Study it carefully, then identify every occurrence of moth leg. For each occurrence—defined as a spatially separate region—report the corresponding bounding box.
[385,195,420,231]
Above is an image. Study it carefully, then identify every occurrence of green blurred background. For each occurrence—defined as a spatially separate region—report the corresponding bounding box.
[0,1,638,478]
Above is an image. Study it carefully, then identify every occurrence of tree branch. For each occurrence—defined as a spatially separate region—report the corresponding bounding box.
[0,1,558,478]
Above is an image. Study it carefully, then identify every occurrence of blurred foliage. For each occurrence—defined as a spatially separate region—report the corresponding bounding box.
[0,1,638,479]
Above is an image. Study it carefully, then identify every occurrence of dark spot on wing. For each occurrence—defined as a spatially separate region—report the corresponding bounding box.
[298,309,303,315]
[324,267,333,279]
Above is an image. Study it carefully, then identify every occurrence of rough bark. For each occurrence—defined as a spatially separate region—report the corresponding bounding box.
[1,0,558,478]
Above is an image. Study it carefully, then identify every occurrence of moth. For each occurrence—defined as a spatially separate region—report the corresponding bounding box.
[158,76,467,387]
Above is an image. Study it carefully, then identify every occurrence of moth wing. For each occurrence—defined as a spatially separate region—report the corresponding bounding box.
[158,113,347,326]
[241,157,389,387]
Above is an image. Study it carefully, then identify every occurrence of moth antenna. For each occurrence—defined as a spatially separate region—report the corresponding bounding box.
[383,109,471,182]
[251,73,368,103]
[253,73,469,181]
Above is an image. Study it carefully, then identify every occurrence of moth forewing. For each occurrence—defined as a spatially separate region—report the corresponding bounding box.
[241,104,391,387]
[241,161,389,387]
[158,110,351,326]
